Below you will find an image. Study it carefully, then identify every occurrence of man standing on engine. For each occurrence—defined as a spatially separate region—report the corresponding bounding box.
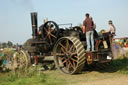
[83,13,95,51]
[104,20,116,36]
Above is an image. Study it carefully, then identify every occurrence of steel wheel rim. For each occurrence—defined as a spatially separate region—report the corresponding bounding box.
[12,50,30,73]
[54,38,79,74]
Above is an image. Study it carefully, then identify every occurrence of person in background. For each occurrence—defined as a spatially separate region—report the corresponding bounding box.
[1,51,7,71]
[90,17,96,29]
[83,13,95,51]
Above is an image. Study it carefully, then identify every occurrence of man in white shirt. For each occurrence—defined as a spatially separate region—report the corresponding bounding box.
[105,20,116,35]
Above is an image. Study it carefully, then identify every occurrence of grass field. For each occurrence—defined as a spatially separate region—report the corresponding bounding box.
[0,58,128,85]
[0,68,64,85]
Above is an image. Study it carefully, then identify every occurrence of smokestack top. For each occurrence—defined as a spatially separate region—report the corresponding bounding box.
[31,12,37,17]
[31,12,37,14]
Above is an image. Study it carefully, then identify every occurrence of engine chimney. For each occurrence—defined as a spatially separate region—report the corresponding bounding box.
[31,12,38,39]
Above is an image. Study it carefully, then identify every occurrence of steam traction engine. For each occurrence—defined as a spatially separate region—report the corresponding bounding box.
[13,12,113,74]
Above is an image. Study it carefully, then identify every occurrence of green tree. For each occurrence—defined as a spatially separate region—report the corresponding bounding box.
[2,42,7,48]
[7,41,13,48]
[0,43,2,49]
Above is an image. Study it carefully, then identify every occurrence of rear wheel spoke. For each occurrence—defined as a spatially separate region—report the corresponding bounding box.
[59,43,67,51]
[62,59,67,64]
[68,60,75,70]
[71,58,78,63]
[66,40,70,51]
[66,61,70,71]
[71,52,77,56]
[74,56,78,59]
[69,44,74,52]
[61,47,66,54]
[72,60,76,68]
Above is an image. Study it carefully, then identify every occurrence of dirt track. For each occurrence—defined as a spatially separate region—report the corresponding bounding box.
[72,74,128,85]
[44,70,128,85]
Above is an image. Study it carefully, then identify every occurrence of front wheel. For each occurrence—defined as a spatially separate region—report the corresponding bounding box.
[12,50,31,74]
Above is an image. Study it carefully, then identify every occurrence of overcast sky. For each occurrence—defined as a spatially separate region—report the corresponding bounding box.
[0,0,128,44]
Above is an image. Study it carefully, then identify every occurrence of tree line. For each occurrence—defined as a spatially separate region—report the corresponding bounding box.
[0,41,15,49]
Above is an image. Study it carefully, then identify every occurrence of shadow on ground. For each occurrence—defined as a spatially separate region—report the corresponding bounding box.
[82,58,128,74]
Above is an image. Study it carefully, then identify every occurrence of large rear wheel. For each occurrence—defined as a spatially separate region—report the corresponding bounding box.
[54,37,86,74]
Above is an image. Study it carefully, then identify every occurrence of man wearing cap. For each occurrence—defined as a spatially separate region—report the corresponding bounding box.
[83,13,95,51]
[105,20,116,35]
[104,20,116,58]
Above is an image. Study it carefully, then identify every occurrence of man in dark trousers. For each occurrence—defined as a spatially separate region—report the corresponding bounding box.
[83,13,94,51]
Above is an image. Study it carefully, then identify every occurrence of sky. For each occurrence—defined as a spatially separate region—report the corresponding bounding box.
[0,0,128,44]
